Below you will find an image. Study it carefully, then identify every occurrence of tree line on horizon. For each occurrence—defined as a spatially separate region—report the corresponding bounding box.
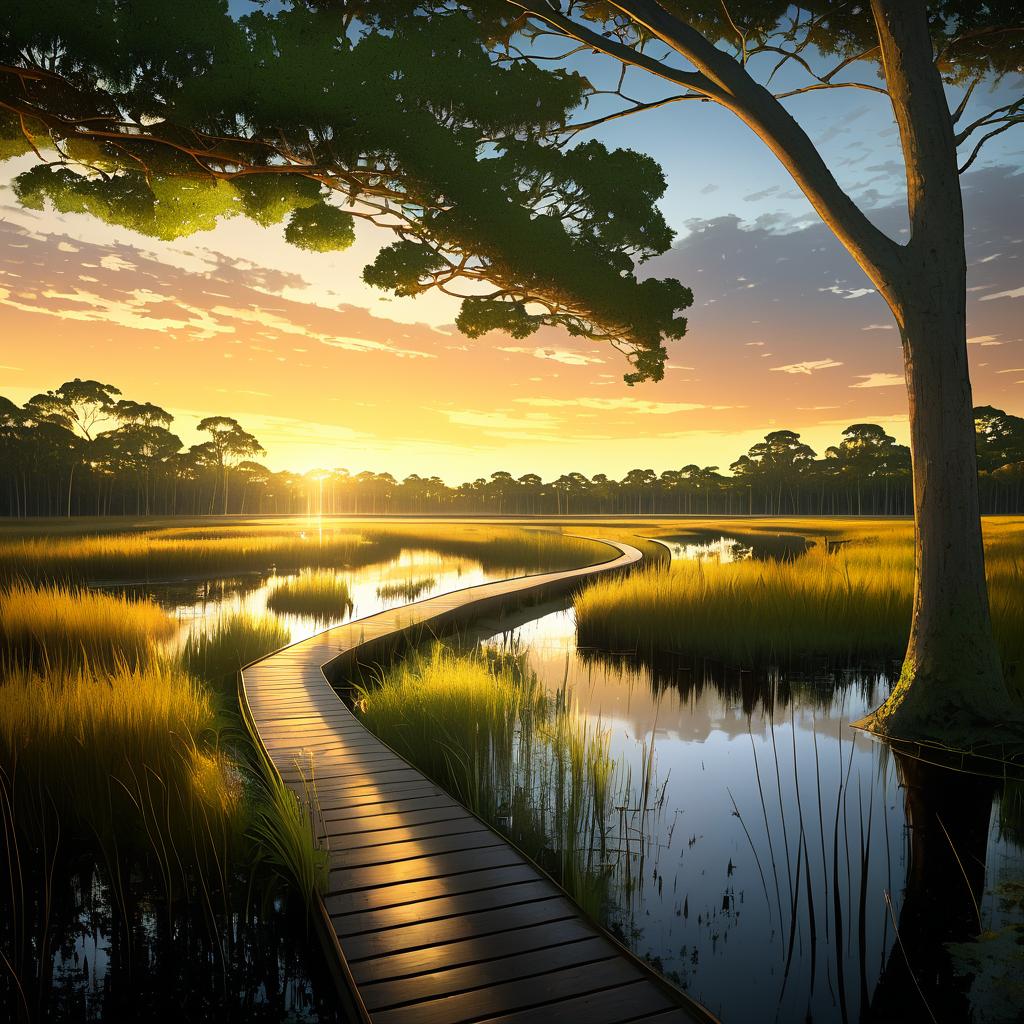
[2,379,1023,519]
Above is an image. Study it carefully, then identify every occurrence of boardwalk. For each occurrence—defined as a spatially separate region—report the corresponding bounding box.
[240,537,717,1024]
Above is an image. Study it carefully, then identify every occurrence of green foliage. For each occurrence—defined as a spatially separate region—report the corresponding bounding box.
[363,241,448,296]
[0,1,693,381]
[284,202,356,252]
[181,612,290,690]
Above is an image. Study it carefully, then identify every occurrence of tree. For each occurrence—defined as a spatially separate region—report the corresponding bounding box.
[196,416,265,515]
[28,378,121,515]
[2,2,1022,739]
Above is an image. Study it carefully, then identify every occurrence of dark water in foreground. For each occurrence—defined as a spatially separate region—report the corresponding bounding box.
[480,609,1024,1024]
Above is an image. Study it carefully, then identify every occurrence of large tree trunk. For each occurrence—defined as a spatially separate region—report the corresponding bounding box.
[857,273,1012,740]
[854,0,1017,743]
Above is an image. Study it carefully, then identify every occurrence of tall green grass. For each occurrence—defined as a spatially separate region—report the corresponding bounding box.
[0,582,175,670]
[353,643,625,916]
[180,611,290,690]
[266,570,353,618]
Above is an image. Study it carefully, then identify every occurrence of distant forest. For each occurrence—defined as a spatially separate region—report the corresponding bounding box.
[2,380,1023,517]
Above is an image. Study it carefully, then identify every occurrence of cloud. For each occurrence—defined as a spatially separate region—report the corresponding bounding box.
[967,334,1004,345]
[819,285,876,299]
[498,346,605,366]
[771,359,843,375]
[861,323,894,331]
[440,408,561,441]
[850,373,903,388]
[699,184,719,195]
[979,286,1024,301]
[515,397,730,415]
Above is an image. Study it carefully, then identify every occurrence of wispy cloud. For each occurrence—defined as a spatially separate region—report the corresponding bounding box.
[771,359,843,375]
[979,286,1024,301]
[819,285,876,299]
[515,397,731,415]
[850,372,903,388]
[967,334,1004,346]
[498,346,605,366]
[861,323,894,331]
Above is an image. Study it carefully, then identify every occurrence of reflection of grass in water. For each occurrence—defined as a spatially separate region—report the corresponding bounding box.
[181,611,290,690]
[375,576,437,602]
[577,528,1024,692]
[0,581,175,671]
[267,570,353,618]
[353,642,628,917]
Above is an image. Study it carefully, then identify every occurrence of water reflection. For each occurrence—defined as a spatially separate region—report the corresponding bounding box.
[479,609,1024,1024]
[103,548,493,648]
[655,532,810,564]
[1,854,340,1023]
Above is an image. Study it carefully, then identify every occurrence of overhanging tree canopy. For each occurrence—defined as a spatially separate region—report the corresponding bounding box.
[0,1,692,383]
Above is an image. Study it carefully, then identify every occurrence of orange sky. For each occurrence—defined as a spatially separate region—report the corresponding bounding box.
[1,151,1022,482]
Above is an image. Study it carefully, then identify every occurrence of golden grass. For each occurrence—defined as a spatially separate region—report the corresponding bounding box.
[266,569,353,618]
[0,582,175,670]
[376,576,438,602]
[180,611,290,688]
[0,520,609,582]
[575,525,1024,682]
[0,662,242,847]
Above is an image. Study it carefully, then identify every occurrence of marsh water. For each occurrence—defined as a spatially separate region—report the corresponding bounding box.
[10,540,1023,1023]
[476,607,1024,1024]
[5,545,558,1022]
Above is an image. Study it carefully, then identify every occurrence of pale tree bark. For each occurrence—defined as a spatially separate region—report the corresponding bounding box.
[517,0,1020,741]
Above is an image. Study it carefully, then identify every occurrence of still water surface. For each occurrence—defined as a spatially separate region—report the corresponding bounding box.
[479,608,1024,1024]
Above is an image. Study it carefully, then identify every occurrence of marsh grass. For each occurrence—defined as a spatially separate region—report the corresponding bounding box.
[376,576,437,602]
[247,761,328,907]
[353,643,626,915]
[267,570,353,618]
[0,528,380,582]
[0,582,175,671]
[576,530,1024,684]
[181,611,290,690]
[0,662,242,855]
[0,520,606,583]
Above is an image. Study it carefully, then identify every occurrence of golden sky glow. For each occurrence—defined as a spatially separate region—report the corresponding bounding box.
[1,154,1022,482]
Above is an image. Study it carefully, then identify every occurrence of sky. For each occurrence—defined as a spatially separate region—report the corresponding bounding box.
[1,39,1022,482]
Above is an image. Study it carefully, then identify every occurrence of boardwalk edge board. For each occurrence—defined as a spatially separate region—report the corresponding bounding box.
[239,535,719,1024]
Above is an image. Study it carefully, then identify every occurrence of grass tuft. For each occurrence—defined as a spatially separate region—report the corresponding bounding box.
[266,570,353,618]
[375,576,437,602]
[353,643,626,915]
[0,581,174,671]
[181,611,290,689]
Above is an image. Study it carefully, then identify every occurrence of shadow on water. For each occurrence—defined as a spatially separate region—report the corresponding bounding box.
[655,531,812,564]
[472,607,1024,1024]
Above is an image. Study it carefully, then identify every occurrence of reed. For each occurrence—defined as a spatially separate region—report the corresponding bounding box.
[0,521,606,583]
[353,643,625,915]
[0,581,175,671]
[0,662,242,851]
[576,542,914,664]
[247,762,328,907]
[375,576,437,602]
[180,611,290,689]
[266,570,353,618]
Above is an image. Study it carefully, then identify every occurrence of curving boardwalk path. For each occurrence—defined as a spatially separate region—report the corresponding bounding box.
[240,537,717,1024]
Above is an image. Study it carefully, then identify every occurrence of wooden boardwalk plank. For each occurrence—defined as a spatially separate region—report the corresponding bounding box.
[240,537,715,1024]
